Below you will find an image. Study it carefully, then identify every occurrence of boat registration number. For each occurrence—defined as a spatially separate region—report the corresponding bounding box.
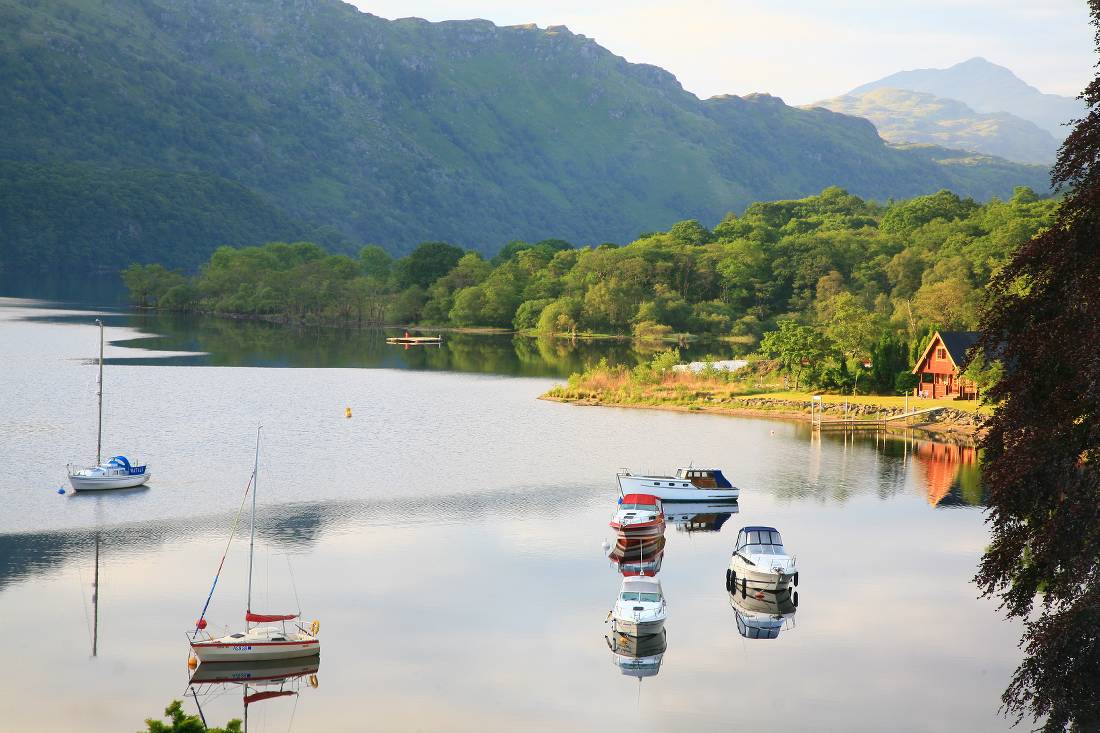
[232,645,253,651]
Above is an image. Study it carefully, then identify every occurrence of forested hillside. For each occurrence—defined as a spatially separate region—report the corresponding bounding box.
[125,187,1058,353]
[0,162,310,272]
[0,0,1050,271]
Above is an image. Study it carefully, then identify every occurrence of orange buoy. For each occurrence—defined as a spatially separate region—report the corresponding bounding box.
[187,654,198,669]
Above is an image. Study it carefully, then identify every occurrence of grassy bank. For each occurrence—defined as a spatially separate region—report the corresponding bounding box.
[542,358,988,437]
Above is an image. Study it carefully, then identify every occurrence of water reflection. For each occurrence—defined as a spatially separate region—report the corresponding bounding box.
[187,658,321,732]
[664,502,738,533]
[18,309,749,377]
[609,536,666,577]
[605,629,667,679]
[912,442,982,507]
[729,587,799,640]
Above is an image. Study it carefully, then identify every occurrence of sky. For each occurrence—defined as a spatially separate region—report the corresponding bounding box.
[350,0,1095,104]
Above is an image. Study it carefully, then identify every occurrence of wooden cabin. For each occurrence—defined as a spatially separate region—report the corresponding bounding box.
[911,331,980,400]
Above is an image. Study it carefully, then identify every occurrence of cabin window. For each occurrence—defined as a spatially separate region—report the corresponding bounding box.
[936,348,946,360]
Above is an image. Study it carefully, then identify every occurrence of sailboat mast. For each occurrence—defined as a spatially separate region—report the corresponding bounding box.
[95,319,104,466]
[246,426,260,616]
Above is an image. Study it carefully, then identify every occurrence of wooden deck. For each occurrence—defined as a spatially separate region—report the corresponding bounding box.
[814,406,946,430]
[385,335,442,345]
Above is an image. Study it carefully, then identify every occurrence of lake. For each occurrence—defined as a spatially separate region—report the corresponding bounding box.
[0,295,1016,732]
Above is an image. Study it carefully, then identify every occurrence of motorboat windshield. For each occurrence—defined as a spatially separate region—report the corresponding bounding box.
[620,591,662,603]
[735,527,785,554]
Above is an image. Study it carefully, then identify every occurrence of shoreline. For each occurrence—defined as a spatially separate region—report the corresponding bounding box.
[539,394,983,443]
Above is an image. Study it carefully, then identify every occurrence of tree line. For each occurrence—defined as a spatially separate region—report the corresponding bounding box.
[124,185,1054,391]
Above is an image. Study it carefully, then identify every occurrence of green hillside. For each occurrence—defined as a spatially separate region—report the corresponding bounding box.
[0,161,310,272]
[0,0,1051,271]
[810,88,1060,165]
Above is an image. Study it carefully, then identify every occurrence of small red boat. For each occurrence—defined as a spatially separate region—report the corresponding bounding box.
[609,494,665,538]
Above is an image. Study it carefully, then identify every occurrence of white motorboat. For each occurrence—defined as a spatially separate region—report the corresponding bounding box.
[729,587,798,640]
[67,319,150,492]
[609,576,667,637]
[189,427,320,664]
[609,494,665,538]
[726,526,798,595]
[606,629,667,678]
[616,468,739,501]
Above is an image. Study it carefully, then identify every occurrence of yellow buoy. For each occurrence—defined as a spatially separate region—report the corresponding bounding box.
[310,618,321,636]
[308,674,319,689]
[345,407,352,418]
[187,654,198,669]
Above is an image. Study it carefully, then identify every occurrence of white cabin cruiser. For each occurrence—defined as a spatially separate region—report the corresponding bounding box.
[609,494,665,538]
[726,526,798,594]
[69,455,150,491]
[616,468,739,501]
[729,587,798,640]
[610,576,667,637]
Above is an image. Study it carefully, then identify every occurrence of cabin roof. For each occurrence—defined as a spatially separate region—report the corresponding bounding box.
[739,525,779,533]
[912,330,980,373]
[621,494,659,505]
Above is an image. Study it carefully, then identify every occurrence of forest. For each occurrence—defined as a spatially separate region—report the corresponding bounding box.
[124,185,1055,392]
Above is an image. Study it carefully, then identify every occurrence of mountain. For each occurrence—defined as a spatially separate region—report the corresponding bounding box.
[810,88,1060,165]
[0,0,1050,272]
[849,57,1084,138]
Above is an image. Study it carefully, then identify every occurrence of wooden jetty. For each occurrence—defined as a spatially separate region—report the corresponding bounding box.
[385,334,442,345]
[813,405,946,430]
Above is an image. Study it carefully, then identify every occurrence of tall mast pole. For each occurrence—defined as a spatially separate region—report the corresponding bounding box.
[246,425,260,617]
[95,319,104,465]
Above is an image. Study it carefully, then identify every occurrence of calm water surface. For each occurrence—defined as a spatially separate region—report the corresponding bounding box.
[0,297,1015,732]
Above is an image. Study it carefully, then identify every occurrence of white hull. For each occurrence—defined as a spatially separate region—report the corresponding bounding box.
[617,475,739,501]
[191,639,320,663]
[727,559,796,593]
[69,473,150,491]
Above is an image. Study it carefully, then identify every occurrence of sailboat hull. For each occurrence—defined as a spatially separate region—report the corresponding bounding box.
[68,471,150,488]
[69,472,150,491]
[191,639,320,663]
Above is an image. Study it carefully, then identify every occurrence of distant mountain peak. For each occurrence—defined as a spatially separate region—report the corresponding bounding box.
[848,59,1082,137]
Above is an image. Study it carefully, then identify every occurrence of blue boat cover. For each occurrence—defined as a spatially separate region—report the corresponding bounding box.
[108,455,145,475]
[712,470,733,488]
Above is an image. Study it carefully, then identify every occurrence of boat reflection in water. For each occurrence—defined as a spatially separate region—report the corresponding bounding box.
[728,586,798,640]
[663,501,738,534]
[605,629,667,679]
[608,535,665,577]
[187,658,320,731]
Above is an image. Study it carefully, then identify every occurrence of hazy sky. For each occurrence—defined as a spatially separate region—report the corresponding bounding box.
[350,0,1094,104]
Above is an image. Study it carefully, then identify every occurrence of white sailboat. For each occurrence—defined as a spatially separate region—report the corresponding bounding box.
[67,319,150,491]
[189,427,320,664]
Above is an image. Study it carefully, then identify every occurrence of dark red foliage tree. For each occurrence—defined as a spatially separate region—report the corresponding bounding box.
[976,3,1100,730]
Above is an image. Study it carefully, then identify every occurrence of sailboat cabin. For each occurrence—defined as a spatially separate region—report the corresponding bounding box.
[911,331,980,400]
